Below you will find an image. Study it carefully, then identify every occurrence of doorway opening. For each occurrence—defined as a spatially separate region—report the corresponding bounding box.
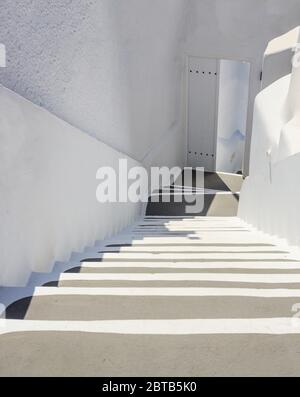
[187,57,251,174]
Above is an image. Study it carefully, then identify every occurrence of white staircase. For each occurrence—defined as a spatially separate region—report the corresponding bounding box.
[2,216,300,376]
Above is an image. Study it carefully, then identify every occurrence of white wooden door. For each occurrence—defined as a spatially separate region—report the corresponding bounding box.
[187,57,218,171]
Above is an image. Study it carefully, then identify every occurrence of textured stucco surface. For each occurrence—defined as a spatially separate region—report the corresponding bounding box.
[0,0,187,167]
[0,84,143,286]
[0,1,300,170]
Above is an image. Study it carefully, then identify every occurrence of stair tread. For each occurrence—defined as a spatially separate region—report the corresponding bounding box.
[6,295,300,321]
[25,286,300,298]
[1,331,299,377]
[2,317,300,335]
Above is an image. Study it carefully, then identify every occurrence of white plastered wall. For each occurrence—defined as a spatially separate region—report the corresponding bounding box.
[0,0,187,172]
[1,1,300,174]
[0,85,143,287]
[1,2,300,286]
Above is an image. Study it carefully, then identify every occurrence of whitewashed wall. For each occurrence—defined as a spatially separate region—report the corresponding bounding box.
[0,85,143,287]
[1,2,300,285]
[0,0,187,171]
[239,28,300,250]
[1,1,300,174]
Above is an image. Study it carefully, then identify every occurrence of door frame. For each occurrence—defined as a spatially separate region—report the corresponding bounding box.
[185,55,252,175]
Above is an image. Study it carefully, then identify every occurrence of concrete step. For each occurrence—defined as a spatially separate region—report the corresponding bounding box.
[5,295,300,321]
[135,220,246,225]
[139,216,242,221]
[47,279,300,289]
[146,193,240,217]
[79,261,300,270]
[23,286,300,298]
[130,230,251,235]
[69,264,300,273]
[1,332,299,376]
[50,269,300,288]
[133,227,248,232]
[57,272,300,284]
[93,252,297,262]
[100,245,287,253]
[2,318,300,336]
[111,232,274,244]
[138,219,243,225]
[107,238,275,245]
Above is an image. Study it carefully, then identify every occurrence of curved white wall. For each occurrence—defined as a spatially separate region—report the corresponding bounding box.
[239,28,300,250]
[0,85,142,287]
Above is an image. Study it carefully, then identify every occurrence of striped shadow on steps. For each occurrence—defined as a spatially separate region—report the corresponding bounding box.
[3,216,300,338]
[4,215,300,377]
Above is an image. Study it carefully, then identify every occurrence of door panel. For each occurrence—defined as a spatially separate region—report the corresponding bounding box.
[187,57,218,171]
[216,60,250,174]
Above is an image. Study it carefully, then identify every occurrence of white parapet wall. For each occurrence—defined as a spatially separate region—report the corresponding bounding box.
[0,85,143,287]
[239,27,300,250]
